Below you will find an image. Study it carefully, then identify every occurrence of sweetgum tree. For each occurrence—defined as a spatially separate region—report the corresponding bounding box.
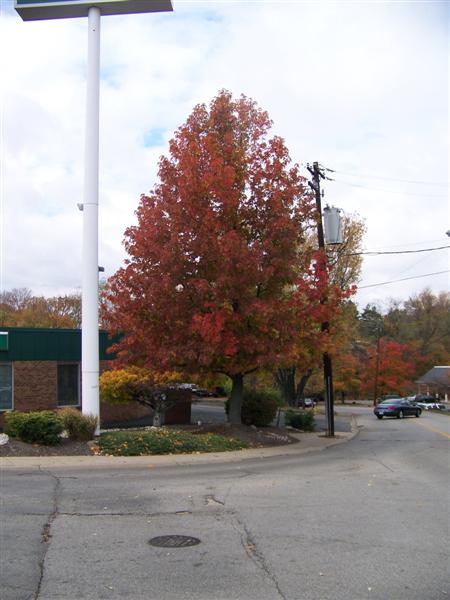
[104,91,343,424]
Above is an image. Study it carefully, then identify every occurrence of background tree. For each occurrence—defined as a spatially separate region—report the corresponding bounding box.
[275,214,364,406]
[0,287,32,312]
[0,288,82,328]
[358,303,385,341]
[384,289,450,371]
[359,338,420,399]
[0,285,110,329]
[104,90,343,424]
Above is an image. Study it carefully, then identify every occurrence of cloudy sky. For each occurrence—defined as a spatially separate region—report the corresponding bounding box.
[1,0,448,311]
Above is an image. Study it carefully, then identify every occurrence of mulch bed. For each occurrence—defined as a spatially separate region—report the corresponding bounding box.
[0,424,300,457]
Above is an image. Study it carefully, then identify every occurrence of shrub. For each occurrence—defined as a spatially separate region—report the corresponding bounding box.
[5,411,64,445]
[58,408,98,441]
[97,428,248,456]
[285,410,315,431]
[225,388,279,427]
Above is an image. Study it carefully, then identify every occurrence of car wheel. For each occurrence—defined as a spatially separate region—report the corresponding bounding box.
[397,410,404,419]
[415,410,421,417]
[376,415,383,419]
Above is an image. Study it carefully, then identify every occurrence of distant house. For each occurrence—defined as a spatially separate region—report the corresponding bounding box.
[416,366,450,401]
[0,327,190,429]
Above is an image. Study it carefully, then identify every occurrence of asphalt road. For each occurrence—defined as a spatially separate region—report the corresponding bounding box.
[1,407,449,600]
[191,402,353,432]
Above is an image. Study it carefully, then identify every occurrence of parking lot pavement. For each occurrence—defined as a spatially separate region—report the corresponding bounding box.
[191,402,352,433]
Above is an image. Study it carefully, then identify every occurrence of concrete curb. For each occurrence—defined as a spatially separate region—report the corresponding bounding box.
[1,416,360,470]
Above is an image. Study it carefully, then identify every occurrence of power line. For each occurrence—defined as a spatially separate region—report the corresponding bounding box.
[346,245,450,257]
[358,270,450,290]
[324,167,449,187]
[357,238,445,250]
[331,179,448,198]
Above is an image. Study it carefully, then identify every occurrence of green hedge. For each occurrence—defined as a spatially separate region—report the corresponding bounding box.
[5,411,64,445]
[285,410,315,431]
[225,388,279,427]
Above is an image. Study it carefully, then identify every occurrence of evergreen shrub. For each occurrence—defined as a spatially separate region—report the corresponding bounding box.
[285,410,315,431]
[5,411,64,445]
[225,388,279,427]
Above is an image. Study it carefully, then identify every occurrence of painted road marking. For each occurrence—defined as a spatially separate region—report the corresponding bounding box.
[414,420,450,439]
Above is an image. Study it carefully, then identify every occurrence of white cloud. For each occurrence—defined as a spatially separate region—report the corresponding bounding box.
[0,0,448,310]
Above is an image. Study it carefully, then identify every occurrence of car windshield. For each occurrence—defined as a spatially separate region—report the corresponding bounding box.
[380,399,402,405]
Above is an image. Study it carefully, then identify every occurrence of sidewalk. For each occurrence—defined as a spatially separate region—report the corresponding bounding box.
[1,416,359,470]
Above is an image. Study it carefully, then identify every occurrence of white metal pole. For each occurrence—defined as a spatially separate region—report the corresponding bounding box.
[82,6,101,433]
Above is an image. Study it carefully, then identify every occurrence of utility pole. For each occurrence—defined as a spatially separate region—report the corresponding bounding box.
[307,161,335,437]
[372,328,382,406]
[372,335,381,406]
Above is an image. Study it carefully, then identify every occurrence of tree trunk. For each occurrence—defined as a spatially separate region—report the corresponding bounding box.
[228,373,244,424]
[275,367,296,406]
[295,369,313,406]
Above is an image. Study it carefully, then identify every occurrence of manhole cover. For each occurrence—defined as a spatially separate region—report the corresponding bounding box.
[149,535,201,548]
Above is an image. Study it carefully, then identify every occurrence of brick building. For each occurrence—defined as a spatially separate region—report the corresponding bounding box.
[0,327,190,429]
[416,366,450,401]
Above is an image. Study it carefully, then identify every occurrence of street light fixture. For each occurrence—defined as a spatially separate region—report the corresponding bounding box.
[15,0,173,432]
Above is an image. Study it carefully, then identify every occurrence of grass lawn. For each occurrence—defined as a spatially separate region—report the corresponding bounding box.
[96,428,248,456]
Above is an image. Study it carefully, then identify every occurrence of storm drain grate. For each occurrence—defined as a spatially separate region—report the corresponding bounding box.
[149,535,201,548]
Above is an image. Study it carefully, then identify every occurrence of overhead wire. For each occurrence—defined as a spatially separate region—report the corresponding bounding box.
[355,238,445,250]
[346,245,450,256]
[324,168,449,187]
[303,163,450,291]
[330,179,448,198]
[358,270,450,290]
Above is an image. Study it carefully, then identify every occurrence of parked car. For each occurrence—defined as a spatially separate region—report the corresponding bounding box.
[212,386,226,397]
[192,387,211,397]
[414,394,436,403]
[374,398,421,419]
[409,395,435,410]
[416,401,447,411]
[175,383,202,394]
[431,403,448,411]
[176,383,212,397]
[409,394,440,410]
[302,398,315,409]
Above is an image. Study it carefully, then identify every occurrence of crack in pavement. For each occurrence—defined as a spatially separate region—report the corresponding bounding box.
[367,449,396,473]
[35,509,194,517]
[231,513,287,600]
[34,469,61,600]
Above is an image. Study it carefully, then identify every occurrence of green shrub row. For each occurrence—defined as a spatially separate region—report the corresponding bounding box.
[97,428,248,456]
[284,410,315,431]
[5,409,97,445]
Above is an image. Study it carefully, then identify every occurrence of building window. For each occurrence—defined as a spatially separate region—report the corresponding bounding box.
[57,363,80,407]
[0,363,13,411]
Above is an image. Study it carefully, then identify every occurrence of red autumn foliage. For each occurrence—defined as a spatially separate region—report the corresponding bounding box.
[359,338,422,399]
[103,91,345,422]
